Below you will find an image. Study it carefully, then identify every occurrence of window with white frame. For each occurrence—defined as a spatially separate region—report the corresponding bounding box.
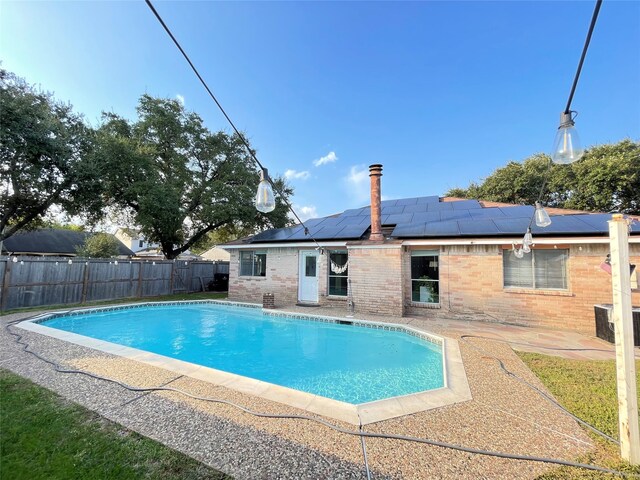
[503,249,568,289]
[240,251,267,277]
[328,250,348,296]
[411,250,439,304]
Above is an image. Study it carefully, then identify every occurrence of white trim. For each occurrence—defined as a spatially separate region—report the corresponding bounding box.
[222,236,639,250]
[223,241,347,250]
[402,236,639,246]
[347,244,402,250]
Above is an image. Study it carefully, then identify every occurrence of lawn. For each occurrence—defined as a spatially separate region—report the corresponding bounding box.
[0,292,228,316]
[517,352,640,479]
[0,369,231,480]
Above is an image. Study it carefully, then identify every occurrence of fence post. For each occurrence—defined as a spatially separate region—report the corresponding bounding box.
[81,260,90,303]
[0,258,11,312]
[137,261,144,298]
[170,261,175,294]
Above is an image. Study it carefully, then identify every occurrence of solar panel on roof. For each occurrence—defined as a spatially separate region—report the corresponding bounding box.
[425,202,454,211]
[314,227,349,239]
[423,220,460,236]
[380,199,398,207]
[411,211,442,223]
[567,214,611,232]
[391,223,426,237]
[450,200,483,210]
[499,206,535,217]
[493,217,531,234]
[536,215,604,234]
[416,196,441,204]
[396,197,419,206]
[385,213,414,224]
[468,208,507,219]
[337,215,369,226]
[381,205,405,215]
[402,204,430,214]
[337,224,370,238]
[440,210,472,221]
[458,219,501,235]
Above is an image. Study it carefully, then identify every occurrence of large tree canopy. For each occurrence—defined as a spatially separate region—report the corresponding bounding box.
[446,140,640,214]
[91,95,292,259]
[0,69,95,241]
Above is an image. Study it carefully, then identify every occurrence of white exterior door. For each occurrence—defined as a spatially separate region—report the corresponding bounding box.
[298,250,319,303]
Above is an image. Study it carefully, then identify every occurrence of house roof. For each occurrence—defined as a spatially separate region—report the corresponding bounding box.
[1,229,135,256]
[237,196,639,245]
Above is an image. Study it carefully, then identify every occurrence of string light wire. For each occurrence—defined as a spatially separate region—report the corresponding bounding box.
[144,0,322,251]
[517,0,603,252]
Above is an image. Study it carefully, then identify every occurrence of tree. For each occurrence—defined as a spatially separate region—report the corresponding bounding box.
[0,69,96,242]
[91,95,292,259]
[446,140,639,214]
[76,233,120,258]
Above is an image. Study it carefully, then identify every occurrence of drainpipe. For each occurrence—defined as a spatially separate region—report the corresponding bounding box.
[369,164,383,242]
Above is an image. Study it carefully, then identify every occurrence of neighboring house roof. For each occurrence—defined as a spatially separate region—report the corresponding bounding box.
[1,229,135,256]
[231,196,639,245]
[201,246,231,261]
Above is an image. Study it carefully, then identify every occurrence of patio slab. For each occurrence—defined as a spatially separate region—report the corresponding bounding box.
[1,305,599,479]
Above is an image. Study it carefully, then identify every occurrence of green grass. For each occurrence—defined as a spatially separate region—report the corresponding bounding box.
[0,369,231,480]
[517,352,640,479]
[1,292,228,316]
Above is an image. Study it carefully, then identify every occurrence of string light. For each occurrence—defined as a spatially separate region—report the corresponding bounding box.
[535,202,552,227]
[514,0,602,258]
[144,0,323,251]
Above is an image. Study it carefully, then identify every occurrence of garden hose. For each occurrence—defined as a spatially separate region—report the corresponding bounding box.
[5,319,638,478]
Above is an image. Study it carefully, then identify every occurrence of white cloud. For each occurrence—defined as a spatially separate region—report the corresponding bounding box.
[284,169,311,180]
[176,94,185,105]
[313,151,338,167]
[345,164,370,205]
[291,204,318,222]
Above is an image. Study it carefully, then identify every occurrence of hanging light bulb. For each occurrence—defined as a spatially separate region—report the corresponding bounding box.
[514,247,524,259]
[535,202,552,227]
[68,259,73,264]
[522,243,531,254]
[551,111,584,164]
[255,168,276,213]
[523,228,533,246]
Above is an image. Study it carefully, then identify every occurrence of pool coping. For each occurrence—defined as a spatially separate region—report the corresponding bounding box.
[16,300,472,425]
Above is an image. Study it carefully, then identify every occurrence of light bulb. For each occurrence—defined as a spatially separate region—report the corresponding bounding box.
[552,112,584,164]
[255,168,276,213]
[12,257,17,263]
[535,202,552,227]
[114,260,118,265]
[522,243,531,254]
[523,228,533,246]
[514,247,524,259]
[68,259,73,264]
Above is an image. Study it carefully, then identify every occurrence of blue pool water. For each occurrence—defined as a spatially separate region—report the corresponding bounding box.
[41,303,444,404]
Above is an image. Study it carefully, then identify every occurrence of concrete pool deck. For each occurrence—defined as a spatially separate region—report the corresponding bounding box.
[0,304,612,479]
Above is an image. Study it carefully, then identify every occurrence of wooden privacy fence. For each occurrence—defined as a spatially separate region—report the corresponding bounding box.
[0,256,229,312]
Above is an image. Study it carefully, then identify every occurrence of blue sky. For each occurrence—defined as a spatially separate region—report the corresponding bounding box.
[2,1,639,221]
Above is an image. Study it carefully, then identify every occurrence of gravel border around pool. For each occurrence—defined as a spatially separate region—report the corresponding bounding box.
[1,307,594,479]
[19,300,472,425]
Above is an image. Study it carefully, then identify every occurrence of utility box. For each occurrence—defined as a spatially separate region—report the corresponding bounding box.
[594,304,640,346]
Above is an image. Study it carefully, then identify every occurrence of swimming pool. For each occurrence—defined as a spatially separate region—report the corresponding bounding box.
[39,302,444,404]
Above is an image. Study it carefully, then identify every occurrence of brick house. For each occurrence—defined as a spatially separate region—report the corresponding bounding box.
[225,165,639,334]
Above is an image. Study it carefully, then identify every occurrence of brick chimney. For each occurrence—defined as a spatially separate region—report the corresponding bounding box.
[369,164,383,241]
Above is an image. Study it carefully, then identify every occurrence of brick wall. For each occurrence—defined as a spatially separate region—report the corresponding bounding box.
[406,244,640,334]
[348,246,404,317]
[228,248,299,306]
[229,242,639,334]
